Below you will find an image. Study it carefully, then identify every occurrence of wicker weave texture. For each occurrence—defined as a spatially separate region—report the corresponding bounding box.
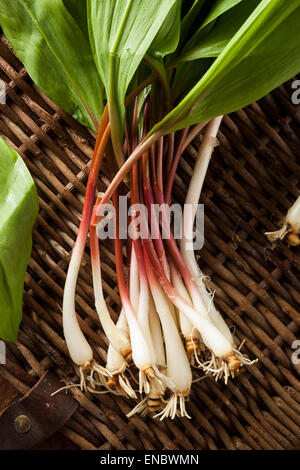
[0,34,299,450]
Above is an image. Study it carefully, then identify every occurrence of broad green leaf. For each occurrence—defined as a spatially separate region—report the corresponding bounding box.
[178,0,260,61]
[87,0,177,163]
[149,0,181,58]
[0,0,103,130]
[200,0,243,30]
[180,0,241,46]
[62,0,89,38]
[154,0,300,133]
[181,0,206,44]
[0,138,38,342]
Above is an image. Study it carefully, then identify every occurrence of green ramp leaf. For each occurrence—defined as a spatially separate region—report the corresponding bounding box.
[148,0,181,58]
[200,0,243,30]
[0,0,103,130]
[0,138,38,342]
[88,0,177,165]
[178,0,260,61]
[180,0,206,45]
[180,0,241,46]
[62,0,89,38]
[155,0,300,133]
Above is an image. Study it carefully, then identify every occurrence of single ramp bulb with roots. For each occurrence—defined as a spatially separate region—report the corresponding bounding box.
[265,195,300,246]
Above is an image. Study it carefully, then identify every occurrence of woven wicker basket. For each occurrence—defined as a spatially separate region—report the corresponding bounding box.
[0,33,299,450]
